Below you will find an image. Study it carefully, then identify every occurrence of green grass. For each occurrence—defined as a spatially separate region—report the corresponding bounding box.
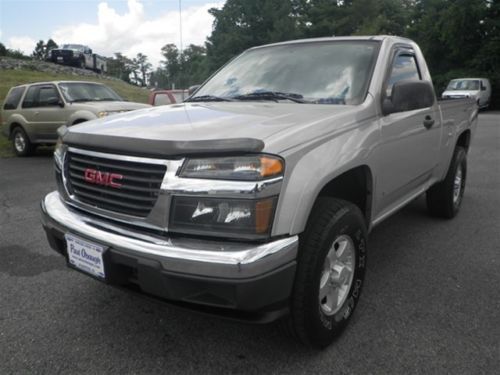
[0,69,149,157]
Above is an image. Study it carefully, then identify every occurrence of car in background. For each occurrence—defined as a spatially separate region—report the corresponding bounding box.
[48,44,107,73]
[148,89,188,106]
[1,81,150,156]
[442,78,491,109]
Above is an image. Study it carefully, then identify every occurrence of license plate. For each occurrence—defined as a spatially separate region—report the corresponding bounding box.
[65,234,106,279]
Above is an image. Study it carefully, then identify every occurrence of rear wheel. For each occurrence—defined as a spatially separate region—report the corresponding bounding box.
[285,198,367,348]
[12,127,34,157]
[426,146,467,218]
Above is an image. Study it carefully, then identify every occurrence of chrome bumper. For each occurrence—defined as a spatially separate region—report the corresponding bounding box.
[41,191,298,279]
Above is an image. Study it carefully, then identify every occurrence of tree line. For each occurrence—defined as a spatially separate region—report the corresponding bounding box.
[1,0,498,106]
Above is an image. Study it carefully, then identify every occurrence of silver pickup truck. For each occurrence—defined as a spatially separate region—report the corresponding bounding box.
[41,36,477,348]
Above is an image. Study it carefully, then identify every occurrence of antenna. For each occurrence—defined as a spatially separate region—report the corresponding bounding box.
[178,0,183,90]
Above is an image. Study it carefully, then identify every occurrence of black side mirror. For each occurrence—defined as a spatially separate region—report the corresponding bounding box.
[188,85,201,96]
[47,97,64,107]
[481,83,486,91]
[383,80,435,115]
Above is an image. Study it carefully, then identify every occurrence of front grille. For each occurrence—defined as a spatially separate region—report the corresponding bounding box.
[65,151,166,217]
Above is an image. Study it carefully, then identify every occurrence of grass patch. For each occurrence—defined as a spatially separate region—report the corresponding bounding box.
[0,69,150,158]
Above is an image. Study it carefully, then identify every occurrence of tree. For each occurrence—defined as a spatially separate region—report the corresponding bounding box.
[45,39,58,56]
[205,0,301,72]
[32,40,45,60]
[134,53,152,86]
[32,39,59,60]
[107,53,135,83]
[0,43,7,56]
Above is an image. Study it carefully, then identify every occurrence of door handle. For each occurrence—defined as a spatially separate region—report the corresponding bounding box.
[423,115,435,129]
[34,111,40,116]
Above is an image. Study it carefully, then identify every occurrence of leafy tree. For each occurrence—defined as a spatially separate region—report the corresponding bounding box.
[32,40,45,60]
[134,53,152,86]
[205,0,301,72]
[45,39,58,56]
[0,43,7,56]
[107,53,134,83]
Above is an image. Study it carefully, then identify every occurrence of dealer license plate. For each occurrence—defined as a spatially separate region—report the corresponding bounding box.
[57,56,63,62]
[65,234,106,279]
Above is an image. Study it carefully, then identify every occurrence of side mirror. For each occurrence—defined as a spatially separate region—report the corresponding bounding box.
[47,97,64,107]
[481,83,486,91]
[188,85,201,96]
[383,80,435,115]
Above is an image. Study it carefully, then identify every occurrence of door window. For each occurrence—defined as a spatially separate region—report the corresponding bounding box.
[22,86,38,108]
[386,54,420,97]
[38,86,60,106]
[3,86,26,110]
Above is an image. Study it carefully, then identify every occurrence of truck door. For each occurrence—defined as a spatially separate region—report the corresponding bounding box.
[21,84,69,142]
[374,48,441,215]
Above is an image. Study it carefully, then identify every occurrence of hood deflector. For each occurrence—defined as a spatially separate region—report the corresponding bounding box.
[60,128,265,158]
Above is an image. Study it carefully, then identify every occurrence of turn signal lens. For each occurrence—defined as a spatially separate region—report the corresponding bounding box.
[180,154,284,181]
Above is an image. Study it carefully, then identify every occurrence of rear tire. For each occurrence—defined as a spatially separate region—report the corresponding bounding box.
[285,197,367,348]
[426,146,467,218]
[12,127,34,157]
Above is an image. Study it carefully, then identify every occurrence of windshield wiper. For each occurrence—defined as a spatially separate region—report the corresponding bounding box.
[232,91,309,103]
[93,98,119,101]
[68,98,93,103]
[186,95,234,102]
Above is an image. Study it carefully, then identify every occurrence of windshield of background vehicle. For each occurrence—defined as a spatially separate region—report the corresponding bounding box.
[193,41,380,105]
[61,44,85,52]
[58,83,123,102]
[446,79,480,91]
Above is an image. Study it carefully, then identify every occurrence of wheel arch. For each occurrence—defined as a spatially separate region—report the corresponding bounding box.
[314,165,374,228]
[456,129,471,152]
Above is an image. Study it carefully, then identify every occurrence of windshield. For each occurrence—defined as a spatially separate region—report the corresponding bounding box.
[58,82,123,102]
[61,44,85,51]
[191,41,380,105]
[446,79,480,91]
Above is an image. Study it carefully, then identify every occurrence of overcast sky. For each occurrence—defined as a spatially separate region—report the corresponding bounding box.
[0,0,224,66]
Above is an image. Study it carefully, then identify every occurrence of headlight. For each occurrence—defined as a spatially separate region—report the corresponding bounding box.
[98,110,128,118]
[170,196,276,239]
[179,155,284,181]
[54,137,66,170]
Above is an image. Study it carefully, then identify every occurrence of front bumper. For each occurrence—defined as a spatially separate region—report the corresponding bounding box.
[41,191,298,322]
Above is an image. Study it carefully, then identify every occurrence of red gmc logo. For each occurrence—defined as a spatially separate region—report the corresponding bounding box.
[84,168,123,188]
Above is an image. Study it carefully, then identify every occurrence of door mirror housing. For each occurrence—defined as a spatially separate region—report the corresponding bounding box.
[382,80,435,115]
[46,97,65,107]
[188,85,201,96]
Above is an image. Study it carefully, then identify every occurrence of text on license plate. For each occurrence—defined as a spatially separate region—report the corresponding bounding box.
[65,234,106,279]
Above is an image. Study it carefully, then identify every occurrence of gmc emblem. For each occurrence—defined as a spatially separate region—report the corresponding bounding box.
[84,168,123,188]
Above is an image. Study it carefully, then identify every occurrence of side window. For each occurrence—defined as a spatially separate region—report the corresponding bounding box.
[3,86,26,110]
[22,86,38,108]
[386,54,421,97]
[153,93,172,106]
[38,86,60,106]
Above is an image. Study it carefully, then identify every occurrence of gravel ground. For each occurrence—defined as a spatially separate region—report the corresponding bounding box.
[0,113,499,374]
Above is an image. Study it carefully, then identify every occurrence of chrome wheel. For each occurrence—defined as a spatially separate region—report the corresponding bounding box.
[319,235,355,316]
[453,166,463,205]
[14,132,26,153]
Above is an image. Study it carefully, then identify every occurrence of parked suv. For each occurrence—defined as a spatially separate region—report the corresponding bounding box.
[1,81,150,156]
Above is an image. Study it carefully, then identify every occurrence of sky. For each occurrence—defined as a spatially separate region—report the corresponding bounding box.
[0,0,224,66]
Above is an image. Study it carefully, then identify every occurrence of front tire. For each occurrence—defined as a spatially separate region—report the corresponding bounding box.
[286,198,367,348]
[12,127,34,157]
[426,146,467,218]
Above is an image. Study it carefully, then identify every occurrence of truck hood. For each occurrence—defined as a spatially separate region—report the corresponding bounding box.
[64,102,361,157]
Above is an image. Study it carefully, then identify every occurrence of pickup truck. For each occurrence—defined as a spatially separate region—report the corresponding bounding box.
[41,36,478,348]
[48,44,107,73]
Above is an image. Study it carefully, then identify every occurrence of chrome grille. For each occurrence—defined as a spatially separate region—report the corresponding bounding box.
[65,150,166,217]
